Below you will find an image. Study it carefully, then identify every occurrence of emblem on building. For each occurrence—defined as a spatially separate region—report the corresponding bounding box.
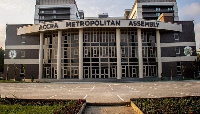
[9,50,17,59]
[184,46,193,56]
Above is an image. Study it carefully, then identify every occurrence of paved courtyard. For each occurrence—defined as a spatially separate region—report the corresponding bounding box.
[0,81,200,103]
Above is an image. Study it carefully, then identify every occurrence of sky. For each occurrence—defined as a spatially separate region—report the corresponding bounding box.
[0,0,200,49]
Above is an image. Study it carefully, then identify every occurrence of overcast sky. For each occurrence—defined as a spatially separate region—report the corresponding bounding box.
[0,0,200,49]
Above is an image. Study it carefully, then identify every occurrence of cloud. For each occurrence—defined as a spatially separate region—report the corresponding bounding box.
[179,3,200,21]
[0,25,6,48]
[0,0,35,49]
[76,0,133,17]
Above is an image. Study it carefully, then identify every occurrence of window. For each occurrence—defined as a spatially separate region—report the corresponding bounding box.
[174,33,179,41]
[177,62,182,75]
[111,47,116,57]
[168,8,173,11]
[21,51,25,58]
[102,35,106,42]
[111,34,115,42]
[156,13,161,17]
[64,36,68,43]
[22,36,26,44]
[53,15,56,19]
[64,50,67,58]
[74,35,78,40]
[156,8,160,11]
[121,34,126,42]
[20,65,25,75]
[47,49,51,59]
[74,69,78,75]
[102,47,107,57]
[121,47,125,55]
[55,50,57,58]
[132,47,135,57]
[93,47,98,56]
[84,48,88,56]
[175,47,180,55]
[93,34,97,42]
[74,49,78,55]
[84,34,88,42]
[40,10,44,13]
[53,10,56,13]
[46,68,50,75]
[40,16,44,19]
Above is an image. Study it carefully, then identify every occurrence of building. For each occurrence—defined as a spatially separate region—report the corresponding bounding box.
[128,0,179,21]
[34,0,81,23]
[4,0,196,80]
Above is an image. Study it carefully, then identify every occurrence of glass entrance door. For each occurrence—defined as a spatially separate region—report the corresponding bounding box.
[110,67,116,78]
[92,67,99,78]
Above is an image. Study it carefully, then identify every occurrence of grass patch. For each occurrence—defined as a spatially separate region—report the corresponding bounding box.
[0,80,50,83]
[132,96,200,113]
[0,104,62,114]
[0,80,23,83]
[0,98,84,113]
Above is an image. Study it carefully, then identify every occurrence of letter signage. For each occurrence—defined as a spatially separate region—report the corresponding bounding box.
[34,19,168,33]
[66,20,121,27]
[39,23,58,30]
[129,21,159,27]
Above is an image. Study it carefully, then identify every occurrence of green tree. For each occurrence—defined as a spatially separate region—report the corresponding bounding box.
[0,47,4,73]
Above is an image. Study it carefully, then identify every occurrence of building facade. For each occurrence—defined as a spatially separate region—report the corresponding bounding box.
[34,0,80,23]
[128,0,179,21]
[4,0,196,80]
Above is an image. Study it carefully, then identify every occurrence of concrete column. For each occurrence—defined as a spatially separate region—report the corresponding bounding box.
[156,30,162,78]
[116,28,122,79]
[137,29,143,78]
[39,32,44,79]
[57,31,62,80]
[79,29,83,80]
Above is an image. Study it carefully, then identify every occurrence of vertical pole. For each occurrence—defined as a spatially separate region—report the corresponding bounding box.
[156,30,162,78]
[116,28,122,79]
[57,31,62,80]
[39,32,44,79]
[79,29,83,80]
[137,29,143,79]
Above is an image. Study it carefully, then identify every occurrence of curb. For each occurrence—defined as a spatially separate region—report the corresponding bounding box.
[130,101,143,114]
[86,102,130,106]
[78,103,87,114]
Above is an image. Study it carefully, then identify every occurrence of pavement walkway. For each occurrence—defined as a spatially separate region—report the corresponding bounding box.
[0,80,200,103]
[83,106,136,114]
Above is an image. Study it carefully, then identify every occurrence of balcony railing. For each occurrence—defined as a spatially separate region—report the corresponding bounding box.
[38,12,70,15]
[142,9,173,13]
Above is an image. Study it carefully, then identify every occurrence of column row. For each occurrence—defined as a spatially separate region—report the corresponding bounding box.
[39,29,162,80]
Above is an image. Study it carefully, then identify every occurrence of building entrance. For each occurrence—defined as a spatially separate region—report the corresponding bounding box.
[83,29,117,79]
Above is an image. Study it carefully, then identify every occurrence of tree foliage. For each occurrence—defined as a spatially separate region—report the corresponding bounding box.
[0,47,4,73]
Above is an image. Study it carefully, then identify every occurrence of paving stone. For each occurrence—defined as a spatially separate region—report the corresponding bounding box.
[84,106,136,114]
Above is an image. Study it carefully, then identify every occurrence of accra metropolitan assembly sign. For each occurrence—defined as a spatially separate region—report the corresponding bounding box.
[17,19,182,35]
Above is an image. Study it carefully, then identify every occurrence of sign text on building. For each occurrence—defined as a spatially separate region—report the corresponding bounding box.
[66,20,121,27]
[129,21,159,27]
[65,20,160,28]
[39,23,58,30]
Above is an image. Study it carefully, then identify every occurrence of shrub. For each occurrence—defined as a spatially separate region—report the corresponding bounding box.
[132,97,200,113]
